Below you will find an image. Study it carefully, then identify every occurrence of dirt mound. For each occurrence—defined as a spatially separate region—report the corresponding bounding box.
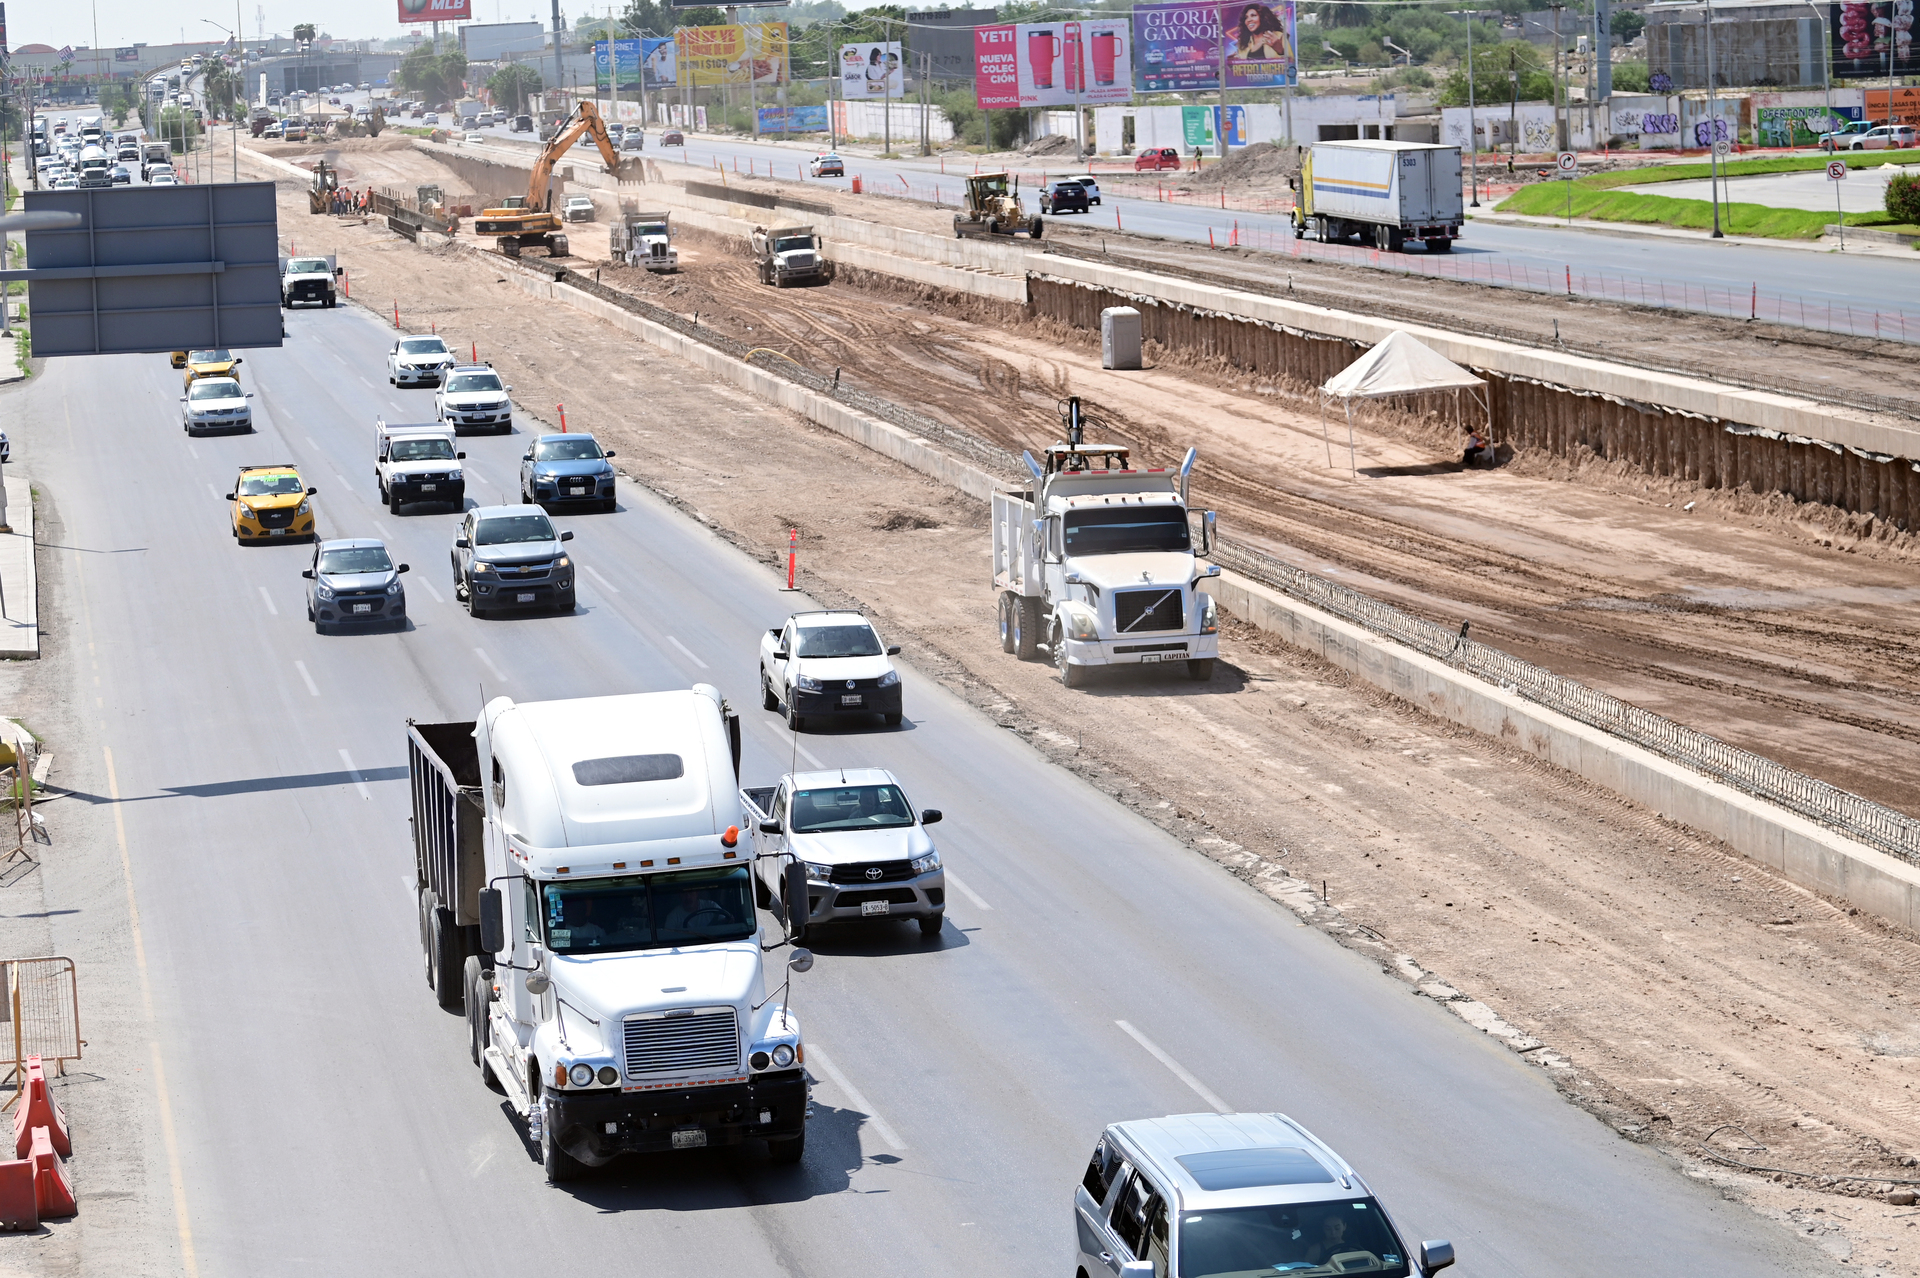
[876,509,941,531]
[1187,140,1301,187]
[249,135,419,160]
[1024,134,1080,158]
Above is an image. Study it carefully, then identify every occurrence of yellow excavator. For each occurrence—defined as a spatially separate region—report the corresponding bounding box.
[474,101,642,258]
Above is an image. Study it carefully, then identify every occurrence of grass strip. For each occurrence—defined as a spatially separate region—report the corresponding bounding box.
[1495,181,1911,239]
[1574,147,1920,190]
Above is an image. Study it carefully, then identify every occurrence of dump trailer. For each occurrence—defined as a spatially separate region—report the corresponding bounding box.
[992,398,1221,687]
[954,172,1042,239]
[474,100,643,258]
[1290,139,1463,253]
[610,209,678,272]
[408,718,490,1011]
[751,225,832,287]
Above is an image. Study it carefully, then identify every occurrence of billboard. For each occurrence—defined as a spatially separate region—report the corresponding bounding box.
[642,37,676,90]
[1833,3,1918,79]
[1221,0,1296,88]
[595,39,642,92]
[115,46,140,62]
[841,42,903,100]
[1135,3,1221,92]
[397,0,472,23]
[974,19,1132,108]
[756,104,828,131]
[974,24,1019,108]
[907,8,998,85]
[1867,86,1920,128]
[675,23,787,86]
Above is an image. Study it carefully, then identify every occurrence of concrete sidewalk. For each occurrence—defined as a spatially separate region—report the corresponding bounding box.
[1472,208,1920,259]
[0,473,38,659]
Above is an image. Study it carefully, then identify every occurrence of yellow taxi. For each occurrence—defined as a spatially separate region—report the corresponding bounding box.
[180,348,244,388]
[227,464,317,542]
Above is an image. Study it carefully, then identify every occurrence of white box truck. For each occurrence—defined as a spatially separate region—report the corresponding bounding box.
[1290,139,1464,253]
[992,399,1222,688]
[409,686,816,1182]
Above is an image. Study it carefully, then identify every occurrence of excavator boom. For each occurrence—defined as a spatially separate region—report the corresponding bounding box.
[475,101,636,257]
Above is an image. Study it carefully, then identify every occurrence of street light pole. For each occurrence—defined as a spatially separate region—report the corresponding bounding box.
[1460,9,1480,206]
[1805,0,1832,150]
[1703,0,1722,237]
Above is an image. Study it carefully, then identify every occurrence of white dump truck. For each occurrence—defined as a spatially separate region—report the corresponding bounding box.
[992,399,1221,687]
[408,687,815,1182]
[373,418,465,513]
[1290,139,1464,253]
[611,209,678,272]
[752,225,833,287]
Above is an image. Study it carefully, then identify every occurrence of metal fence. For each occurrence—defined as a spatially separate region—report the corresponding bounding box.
[1,957,82,1098]
[1209,538,1920,866]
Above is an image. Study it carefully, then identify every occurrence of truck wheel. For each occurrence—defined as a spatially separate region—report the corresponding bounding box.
[919,912,944,938]
[755,871,772,909]
[1055,626,1084,689]
[1012,597,1040,661]
[539,1097,585,1183]
[389,492,402,515]
[1187,658,1216,682]
[767,1128,805,1166]
[761,672,779,712]
[1429,237,1454,253]
[997,594,1016,652]
[432,907,463,1011]
[1029,216,1044,240]
[1386,227,1406,253]
[464,957,490,1065]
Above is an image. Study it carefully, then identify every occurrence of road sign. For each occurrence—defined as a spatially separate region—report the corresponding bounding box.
[1713,139,1732,157]
[1828,159,1848,181]
[1556,150,1577,179]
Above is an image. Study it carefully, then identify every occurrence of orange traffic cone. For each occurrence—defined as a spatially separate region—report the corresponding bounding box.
[28,1128,74,1218]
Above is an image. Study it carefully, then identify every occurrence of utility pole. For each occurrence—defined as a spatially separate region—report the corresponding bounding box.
[1704,0,1722,236]
[1547,2,1568,151]
[1508,59,1519,171]
[1460,8,1479,206]
[551,0,565,121]
[1215,5,1228,159]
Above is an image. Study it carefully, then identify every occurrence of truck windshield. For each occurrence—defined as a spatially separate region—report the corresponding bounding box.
[390,437,455,461]
[475,514,554,544]
[1064,506,1190,555]
[1177,1199,1410,1278]
[318,546,393,574]
[445,373,502,394]
[540,867,757,954]
[289,258,328,273]
[773,236,813,253]
[794,625,882,658]
[790,784,915,832]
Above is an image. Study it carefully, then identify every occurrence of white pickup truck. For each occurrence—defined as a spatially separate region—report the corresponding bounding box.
[280,254,341,308]
[374,418,465,513]
[743,768,945,938]
[758,611,903,732]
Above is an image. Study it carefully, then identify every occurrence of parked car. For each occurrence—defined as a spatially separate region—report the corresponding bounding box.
[1039,180,1090,214]
[661,129,684,146]
[1846,123,1918,151]
[304,539,408,633]
[809,152,845,177]
[1134,146,1182,171]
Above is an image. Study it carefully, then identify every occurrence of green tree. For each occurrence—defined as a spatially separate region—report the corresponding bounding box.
[1610,61,1650,93]
[400,43,469,105]
[488,63,544,115]
[1437,40,1553,107]
[203,60,241,120]
[157,106,203,153]
[293,22,317,44]
[98,81,133,126]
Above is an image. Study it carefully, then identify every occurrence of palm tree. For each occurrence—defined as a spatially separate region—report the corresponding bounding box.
[293,23,317,46]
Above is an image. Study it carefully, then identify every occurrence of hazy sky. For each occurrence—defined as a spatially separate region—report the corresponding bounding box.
[13,1,621,51]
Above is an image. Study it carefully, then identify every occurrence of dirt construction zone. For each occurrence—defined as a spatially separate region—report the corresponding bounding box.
[246,139,1920,1275]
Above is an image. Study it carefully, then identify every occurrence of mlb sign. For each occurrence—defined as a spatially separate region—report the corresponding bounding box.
[397,0,472,22]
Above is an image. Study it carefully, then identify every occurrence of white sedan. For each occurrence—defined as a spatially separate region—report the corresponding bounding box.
[388,334,454,387]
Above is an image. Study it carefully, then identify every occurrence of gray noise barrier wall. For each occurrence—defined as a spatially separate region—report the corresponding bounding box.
[18,182,283,358]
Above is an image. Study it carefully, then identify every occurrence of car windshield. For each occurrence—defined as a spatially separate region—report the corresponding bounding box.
[188,380,239,400]
[238,472,303,496]
[290,258,328,272]
[794,624,883,658]
[400,338,448,355]
[390,437,455,461]
[189,349,232,363]
[318,546,393,574]
[1064,505,1190,555]
[474,514,554,545]
[535,438,603,461]
[1178,1199,1410,1278]
[539,867,756,955]
[445,373,502,394]
[790,784,915,833]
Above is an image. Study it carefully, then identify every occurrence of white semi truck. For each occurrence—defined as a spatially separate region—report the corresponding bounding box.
[1289,139,1464,253]
[408,686,815,1182]
[992,399,1221,687]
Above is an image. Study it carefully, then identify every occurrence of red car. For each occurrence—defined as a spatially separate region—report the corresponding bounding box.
[661,129,685,147]
[1134,147,1181,171]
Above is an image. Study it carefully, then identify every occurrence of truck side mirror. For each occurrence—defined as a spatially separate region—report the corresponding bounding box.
[559,530,574,542]
[759,819,782,835]
[1419,1242,1455,1274]
[456,452,466,459]
[335,266,344,276]
[920,809,942,825]
[783,862,810,943]
[787,949,813,973]
[455,536,470,548]
[1201,509,1216,555]
[478,887,505,953]
[301,569,314,579]
[1119,1264,1155,1278]
[886,645,901,655]
[773,649,788,661]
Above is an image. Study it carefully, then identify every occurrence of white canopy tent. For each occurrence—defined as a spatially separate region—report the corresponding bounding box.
[1319,330,1492,475]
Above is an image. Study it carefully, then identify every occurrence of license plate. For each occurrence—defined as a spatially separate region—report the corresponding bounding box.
[268,528,286,537]
[569,487,587,496]
[840,694,863,706]
[1139,654,1163,663]
[420,483,437,492]
[861,900,891,916]
[671,1129,707,1149]
[352,603,372,614]
[516,592,536,603]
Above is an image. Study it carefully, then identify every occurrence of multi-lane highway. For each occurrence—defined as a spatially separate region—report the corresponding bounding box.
[14,276,1827,1274]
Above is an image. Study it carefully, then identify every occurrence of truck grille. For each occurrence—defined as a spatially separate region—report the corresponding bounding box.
[624,1007,740,1078]
[828,858,916,884]
[1114,588,1183,634]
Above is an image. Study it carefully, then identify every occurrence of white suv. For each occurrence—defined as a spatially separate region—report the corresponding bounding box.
[434,364,514,434]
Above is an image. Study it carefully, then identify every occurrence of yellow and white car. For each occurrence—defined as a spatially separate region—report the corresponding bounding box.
[181,348,244,388]
[227,464,317,542]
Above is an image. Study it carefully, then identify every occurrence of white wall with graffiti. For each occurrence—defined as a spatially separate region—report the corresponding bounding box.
[1441,102,1594,153]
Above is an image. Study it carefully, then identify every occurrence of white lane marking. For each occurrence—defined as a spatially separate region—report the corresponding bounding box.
[584,564,620,594]
[258,586,279,616]
[374,520,394,543]
[667,635,709,669]
[806,1044,906,1151]
[944,871,992,911]
[207,483,220,500]
[294,661,320,696]
[338,748,372,800]
[186,443,200,459]
[418,577,444,604]
[307,436,322,450]
[474,647,508,682]
[1116,1020,1231,1114]
[334,474,352,493]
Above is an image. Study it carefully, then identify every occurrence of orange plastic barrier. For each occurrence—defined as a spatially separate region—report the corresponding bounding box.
[28,1127,73,1218]
[12,1058,69,1159]
[0,1156,34,1230]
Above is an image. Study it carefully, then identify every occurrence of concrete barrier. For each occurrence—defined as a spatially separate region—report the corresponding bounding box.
[1209,568,1920,931]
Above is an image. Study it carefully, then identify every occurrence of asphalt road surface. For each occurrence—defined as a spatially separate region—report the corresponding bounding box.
[19,299,1824,1276]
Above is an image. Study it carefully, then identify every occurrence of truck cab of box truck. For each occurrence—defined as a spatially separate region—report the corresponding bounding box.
[993,399,1221,687]
[457,687,812,1182]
